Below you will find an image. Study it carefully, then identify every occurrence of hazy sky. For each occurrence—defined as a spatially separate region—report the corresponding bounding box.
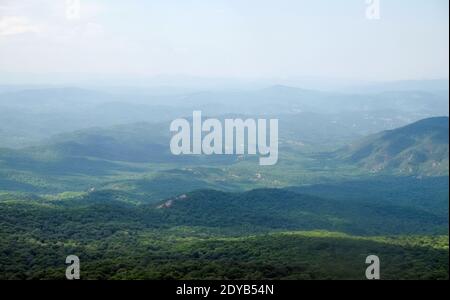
[0,0,448,83]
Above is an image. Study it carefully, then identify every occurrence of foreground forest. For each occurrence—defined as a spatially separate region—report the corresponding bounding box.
[0,181,448,279]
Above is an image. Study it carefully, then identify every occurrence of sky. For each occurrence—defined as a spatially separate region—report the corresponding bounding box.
[0,0,448,84]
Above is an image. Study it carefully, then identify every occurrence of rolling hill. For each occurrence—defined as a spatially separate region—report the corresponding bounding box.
[153,188,448,236]
[337,117,449,175]
[1,187,447,279]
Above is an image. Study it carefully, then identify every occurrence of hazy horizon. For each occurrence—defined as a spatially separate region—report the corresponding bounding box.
[1,0,449,85]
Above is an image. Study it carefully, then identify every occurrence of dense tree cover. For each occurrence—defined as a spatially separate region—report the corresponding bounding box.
[0,224,447,280]
[1,188,448,238]
[155,189,448,235]
[0,188,448,280]
[288,176,449,216]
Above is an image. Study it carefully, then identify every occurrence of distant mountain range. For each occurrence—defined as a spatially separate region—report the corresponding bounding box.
[338,117,449,175]
[1,85,448,148]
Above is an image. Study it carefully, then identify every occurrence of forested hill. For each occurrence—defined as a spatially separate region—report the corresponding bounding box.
[337,117,449,175]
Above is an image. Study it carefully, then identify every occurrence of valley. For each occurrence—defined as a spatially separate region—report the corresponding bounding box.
[0,85,448,280]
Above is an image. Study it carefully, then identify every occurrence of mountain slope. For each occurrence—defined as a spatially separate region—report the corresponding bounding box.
[287,176,449,216]
[337,117,449,175]
[154,189,448,235]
